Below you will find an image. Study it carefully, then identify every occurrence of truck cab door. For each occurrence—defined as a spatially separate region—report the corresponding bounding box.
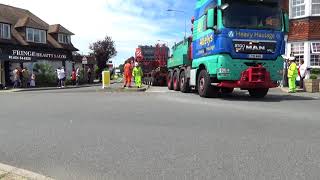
[193,8,216,59]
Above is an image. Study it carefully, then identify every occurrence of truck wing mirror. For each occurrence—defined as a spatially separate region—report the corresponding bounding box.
[206,8,214,30]
[283,13,289,33]
[218,3,229,11]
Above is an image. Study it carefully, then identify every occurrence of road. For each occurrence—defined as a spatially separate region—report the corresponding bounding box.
[0,87,320,180]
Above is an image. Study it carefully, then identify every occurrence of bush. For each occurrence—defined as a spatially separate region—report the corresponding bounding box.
[33,63,57,87]
[310,74,318,80]
[311,69,320,75]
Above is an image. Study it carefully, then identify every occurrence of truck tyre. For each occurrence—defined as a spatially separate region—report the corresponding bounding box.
[180,71,190,93]
[221,88,234,94]
[248,88,269,98]
[198,70,218,98]
[173,72,180,91]
[167,71,173,90]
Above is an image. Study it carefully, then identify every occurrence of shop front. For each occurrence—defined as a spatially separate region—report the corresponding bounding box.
[0,44,72,87]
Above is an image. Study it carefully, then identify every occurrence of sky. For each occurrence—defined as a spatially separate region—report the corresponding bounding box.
[0,0,196,66]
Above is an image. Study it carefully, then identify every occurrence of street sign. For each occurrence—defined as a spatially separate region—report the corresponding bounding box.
[82,56,88,65]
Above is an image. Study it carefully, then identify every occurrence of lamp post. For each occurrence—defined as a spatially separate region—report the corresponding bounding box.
[167,9,187,39]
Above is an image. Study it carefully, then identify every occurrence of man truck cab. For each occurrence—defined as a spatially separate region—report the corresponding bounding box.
[167,0,289,98]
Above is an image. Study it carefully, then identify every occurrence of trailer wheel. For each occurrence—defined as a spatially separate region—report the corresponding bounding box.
[198,70,218,98]
[221,88,234,94]
[248,88,269,98]
[167,71,173,90]
[180,71,190,93]
[173,72,180,91]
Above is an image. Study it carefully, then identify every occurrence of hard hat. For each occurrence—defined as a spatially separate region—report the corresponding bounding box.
[289,57,296,61]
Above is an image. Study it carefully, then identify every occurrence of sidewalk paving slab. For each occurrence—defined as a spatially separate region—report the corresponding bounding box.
[0,163,53,180]
[279,87,320,99]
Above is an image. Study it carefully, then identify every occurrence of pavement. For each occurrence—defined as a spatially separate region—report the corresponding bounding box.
[0,81,148,93]
[280,87,320,99]
[0,86,320,179]
[0,163,53,180]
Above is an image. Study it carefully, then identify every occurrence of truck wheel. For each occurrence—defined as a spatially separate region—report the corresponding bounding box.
[173,72,180,91]
[180,71,190,93]
[198,70,218,98]
[248,88,269,98]
[221,88,234,94]
[167,71,174,90]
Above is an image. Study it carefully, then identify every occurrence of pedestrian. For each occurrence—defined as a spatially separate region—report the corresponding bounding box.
[282,56,289,87]
[71,68,77,86]
[288,57,298,93]
[76,67,81,86]
[298,60,307,89]
[30,73,36,87]
[22,68,29,88]
[13,67,20,88]
[56,67,61,87]
[123,60,132,88]
[132,62,143,88]
[60,67,66,88]
[87,67,92,84]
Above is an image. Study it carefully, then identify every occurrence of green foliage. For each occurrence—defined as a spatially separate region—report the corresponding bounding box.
[89,35,117,80]
[310,74,318,80]
[311,69,320,75]
[118,64,124,74]
[33,63,57,87]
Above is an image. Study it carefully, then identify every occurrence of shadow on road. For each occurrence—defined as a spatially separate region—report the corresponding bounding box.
[220,92,317,102]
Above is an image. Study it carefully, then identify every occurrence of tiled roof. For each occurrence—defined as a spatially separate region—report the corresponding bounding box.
[0,3,77,51]
[49,24,74,35]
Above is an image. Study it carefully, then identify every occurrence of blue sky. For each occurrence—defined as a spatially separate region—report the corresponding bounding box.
[1,0,196,66]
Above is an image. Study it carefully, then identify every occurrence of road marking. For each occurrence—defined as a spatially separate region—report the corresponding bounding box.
[0,163,54,180]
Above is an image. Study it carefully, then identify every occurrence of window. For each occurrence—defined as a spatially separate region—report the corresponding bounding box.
[58,34,71,44]
[0,23,11,39]
[292,0,305,18]
[311,42,320,53]
[311,55,320,67]
[311,42,320,67]
[291,43,304,62]
[312,0,320,15]
[26,28,46,43]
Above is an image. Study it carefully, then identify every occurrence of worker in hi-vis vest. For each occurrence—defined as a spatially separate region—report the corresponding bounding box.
[123,60,132,88]
[132,62,143,88]
[287,57,298,93]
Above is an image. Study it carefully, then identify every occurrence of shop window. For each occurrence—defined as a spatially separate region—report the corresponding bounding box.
[58,34,71,44]
[26,28,46,43]
[291,0,305,18]
[0,23,11,39]
[312,0,320,15]
[291,42,304,61]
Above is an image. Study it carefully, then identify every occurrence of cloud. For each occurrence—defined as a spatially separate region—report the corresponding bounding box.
[0,0,195,66]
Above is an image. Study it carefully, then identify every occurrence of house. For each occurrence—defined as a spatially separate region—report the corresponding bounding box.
[284,0,320,68]
[0,3,78,87]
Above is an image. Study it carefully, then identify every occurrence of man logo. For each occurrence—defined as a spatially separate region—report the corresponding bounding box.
[228,31,234,38]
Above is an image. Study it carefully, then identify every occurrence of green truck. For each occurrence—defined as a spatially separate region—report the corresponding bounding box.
[167,0,289,98]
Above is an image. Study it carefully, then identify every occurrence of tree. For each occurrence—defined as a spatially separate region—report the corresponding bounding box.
[89,36,117,80]
[118,64,124,74]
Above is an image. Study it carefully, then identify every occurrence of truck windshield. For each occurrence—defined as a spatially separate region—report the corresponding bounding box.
[223,1,282,30]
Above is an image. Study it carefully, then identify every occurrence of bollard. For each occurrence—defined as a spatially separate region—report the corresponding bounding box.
[102,71,110,89]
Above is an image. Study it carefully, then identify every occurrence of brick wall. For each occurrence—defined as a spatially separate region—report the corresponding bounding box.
[281,0,289,13]
[288,17,320,41]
